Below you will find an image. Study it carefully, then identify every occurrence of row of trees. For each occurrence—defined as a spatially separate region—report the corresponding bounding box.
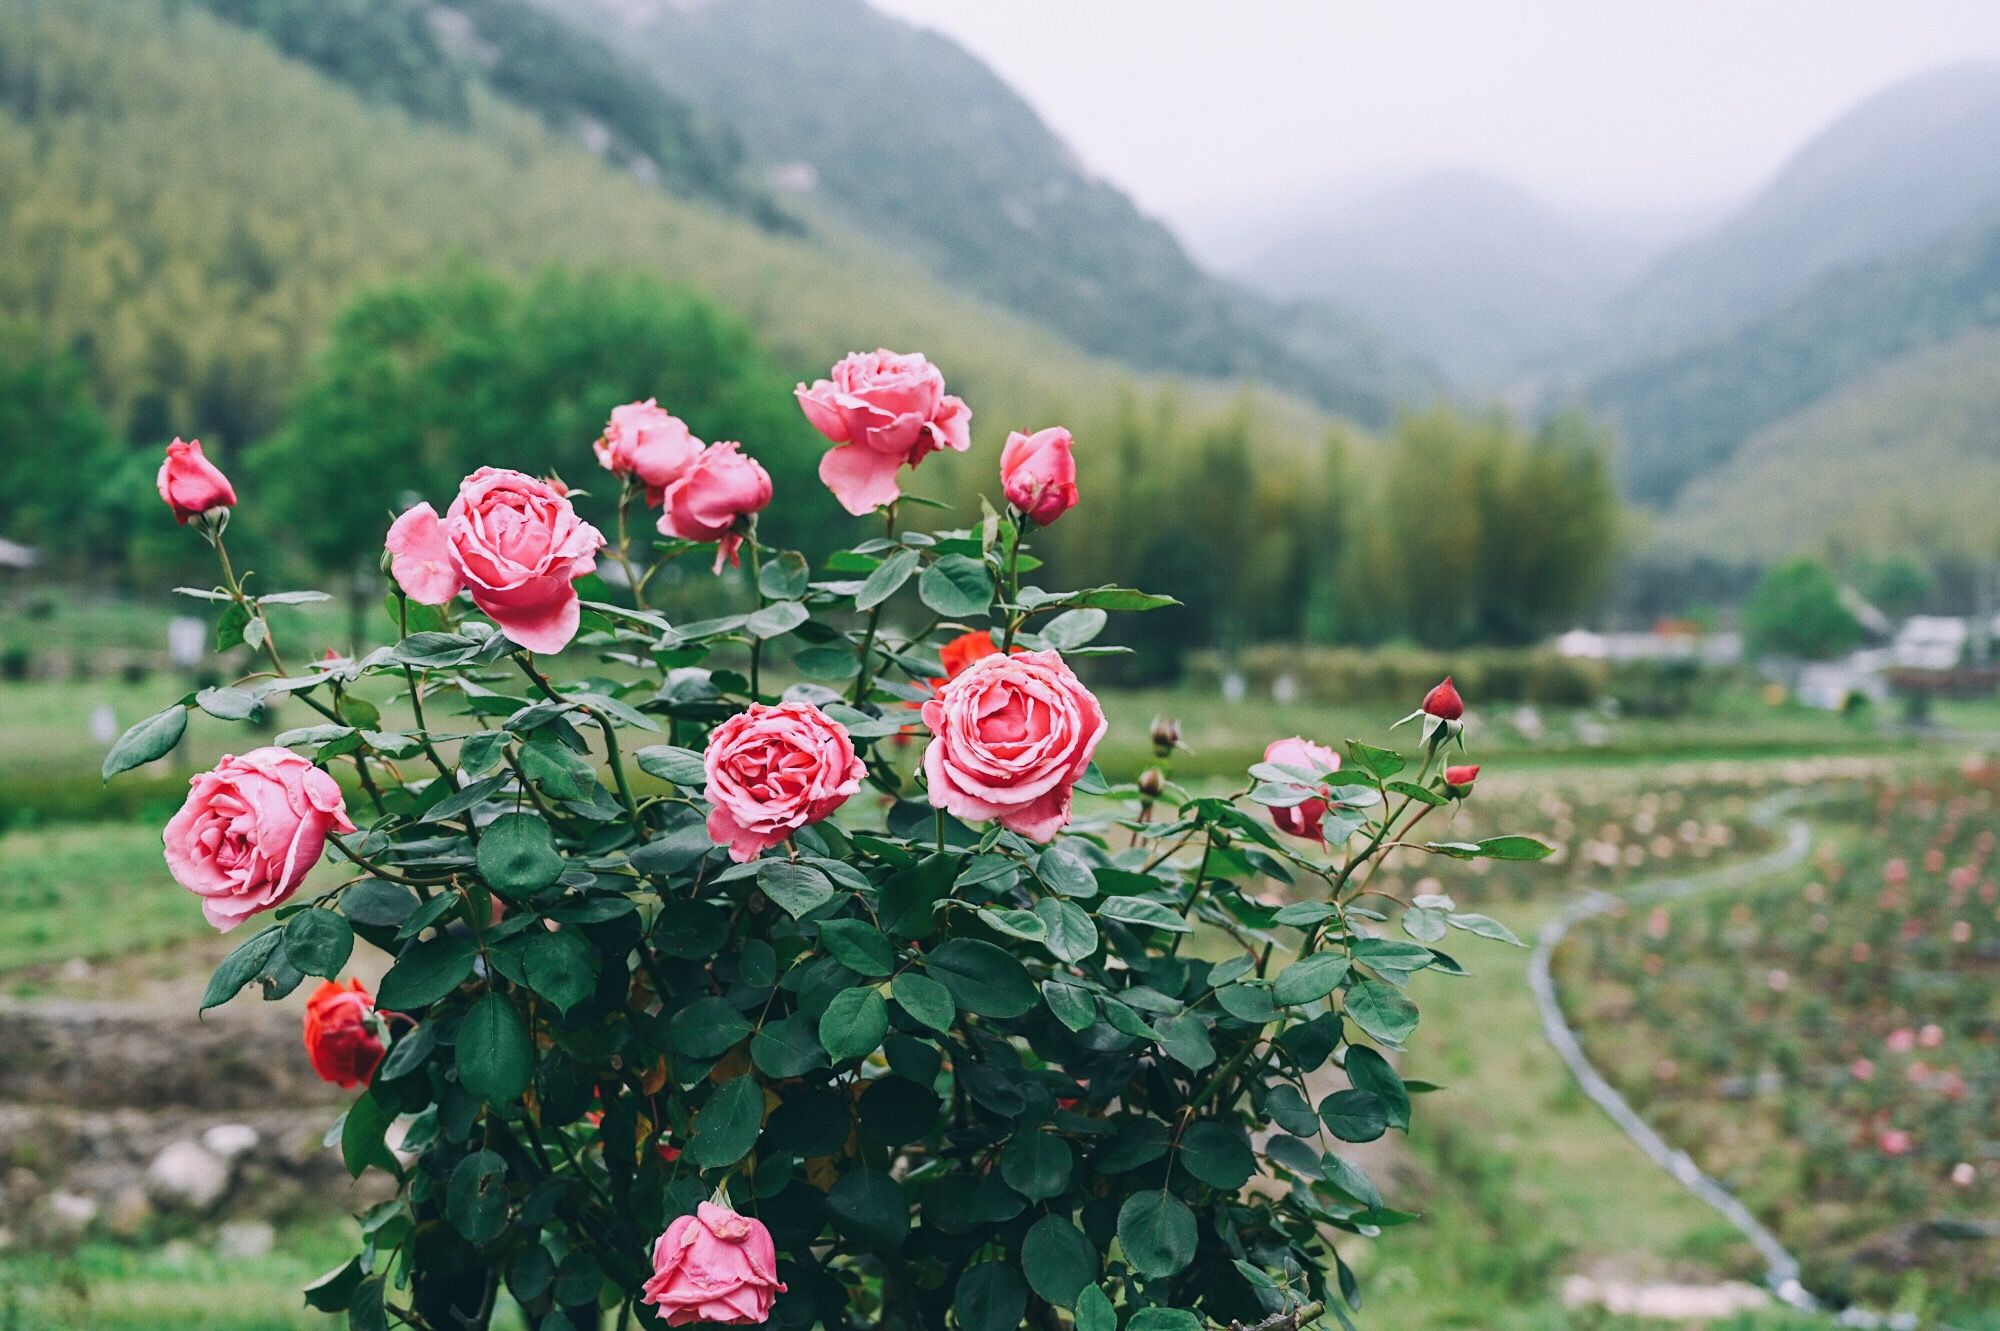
[4,263,1625,671]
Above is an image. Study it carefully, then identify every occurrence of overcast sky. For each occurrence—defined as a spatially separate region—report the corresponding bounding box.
[871,1,2000,235]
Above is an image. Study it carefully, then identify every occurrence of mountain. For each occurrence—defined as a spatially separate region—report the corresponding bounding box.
[1598,62,2000,363]
[547,0,1435,424]
[1658,328,2000,560]
[1228,170,1661,385]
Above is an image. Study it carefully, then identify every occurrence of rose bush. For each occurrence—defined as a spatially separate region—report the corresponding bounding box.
[108,348,1550,1331]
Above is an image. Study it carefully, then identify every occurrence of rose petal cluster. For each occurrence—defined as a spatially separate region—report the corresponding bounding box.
[1263,736,1343,841]
[703,702,866,862]
[999,427,1078,525]
[797,350,970,515]
[162,747,356,932]
[641,1201,787,1326]
[658,441,773,571]
[157,438,236,524]
[386,467,605,654]
[303,978,387,1089]
[922,649,1106,841]
[594,399,703,506]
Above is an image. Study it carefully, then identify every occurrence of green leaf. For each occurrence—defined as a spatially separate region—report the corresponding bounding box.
[102,706,187,780]
[1213,982,1278,1024]
[375,935,477,1010]
[1000,1130,1072,1202]
[456,993,534,1103]
[1450,912,1526,944]
[1264,1083,1321,1137]
[1023,585,1176,612]
[745,600,809,640]
[751,1015,829,1078]
[1344,1045,1411,1130]
[1472,836,1555,861]
[518,738,597,801]
[1178,1120,1255,1190]
[855,547,920,611]
[1344,980,1420,1046]
[1038,608,1108,650]
[1352,938,1436,974]
[1318,1088,1388,1142]
[917,554,995,617]
[446,1150,509,1244]
[1041,980,1095,1032]
[1075,1285,1116,1331]
[476,813,564,897]
[523,929,597,1014]
[757,861,835,918]
[924,939,1035,1017]
[1273,953,1351,1006]
[283,909,353,979]
[757,551,810,600]
[1116,1190,1197,1278]
[827,1167,908,1250]
[634,745,707,786]
[891,973,955,1032]
[339,1090,396,1178]
[1096,895,1192,934]
[818,918,894,977]
[818,987,890,1062]
[688,1076,764,1168]
[1129,1311,1204,1331]
[793,645,861,680]
[670,996,752,1059]
[301,1258,363,1313]
[1385,779,1448,807]
[1155,1013,1214,1072]
[347,1274,388,1331]
[1022,1213,1097,1307]
[954,1260,1028,1331]
[1322,1153,1384,1212]
[1344,741,1405,779]
[195,686,261,720]
[1034,898,1099,963]
[201,928,283,1012]
[1037,842,1098,899]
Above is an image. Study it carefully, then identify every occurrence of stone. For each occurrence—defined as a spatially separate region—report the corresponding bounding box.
[44,1189,99,1235]
[145,1140,231,1211]
[202,1123,260,1160]
[106,1186,154,1238]
[215,1219,276,1261]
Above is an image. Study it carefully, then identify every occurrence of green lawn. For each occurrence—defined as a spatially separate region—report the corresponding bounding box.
[0,821,206,979]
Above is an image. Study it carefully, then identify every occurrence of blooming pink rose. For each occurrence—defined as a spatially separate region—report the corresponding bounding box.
[163,747,356,932]
[156,438,236,524]
[922,650,1106,842]
[594,399,703,506]
[796,350,971,515]
[1262,736,1343,841]
[999,427,1078,525]
[641,1201,786,1327]
[659,442,773,572]
[385,467,605,654]
[703,702,866,862]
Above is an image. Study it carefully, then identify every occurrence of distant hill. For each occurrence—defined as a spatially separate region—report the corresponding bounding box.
[1597,62,2000,363]
[1659,328,2000,559]
[1230,170,1659,385]
[549,0,1435,424]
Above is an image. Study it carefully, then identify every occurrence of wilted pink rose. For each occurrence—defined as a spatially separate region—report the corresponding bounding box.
[659,442,773,572]
[386,467,604,654]
[163,747,355,932]
[797,350,971,515]
[156,438,236,524]
[1000,427,1078,525]
[922,650,1106,842]
[703,702,865,862]
[594,399,702,506]
[1261,736,1342,841]
[641,1201,786,1327]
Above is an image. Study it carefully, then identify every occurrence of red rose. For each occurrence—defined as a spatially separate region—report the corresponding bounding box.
[1445,764,1480,792]
[156,438,236,525]
[303,978,386,1089]
[1422,676,1464,720]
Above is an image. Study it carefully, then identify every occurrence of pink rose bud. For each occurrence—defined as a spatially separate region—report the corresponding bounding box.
[999,426,1078,525]
[642,1200,787,1326]
[156,438,236,525]
[1445,764,1480,794]
[1137,767,1165,800]
[658,442,773,572]
[1261,736,1342,841]
[1422,676,1465,720]
[594,399,703,507]
[923,650,1107,841]
[163,747,356,932]
[385,467,605,655]
[703,702,866,862]
[796,349,971,516]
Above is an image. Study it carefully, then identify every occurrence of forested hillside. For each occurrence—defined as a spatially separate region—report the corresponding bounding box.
[552,0,1435,424]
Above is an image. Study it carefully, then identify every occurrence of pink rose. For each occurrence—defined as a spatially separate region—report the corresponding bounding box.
[641,1201,787,1327]
[922,649,1107,842]
[156,438,236,525]
[385,467,605,654]
[796,350,971,515]
[999,427,1078,525]
[659,442,773,572]
[1262,736,1343,841]
[163,747,356,932]
[703,702,866,862]
[594,399,703,506]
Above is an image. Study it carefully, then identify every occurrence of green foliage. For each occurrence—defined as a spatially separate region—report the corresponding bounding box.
[0,322,118,559]
[125,399,1546,1329]
[1742,558,1864,660]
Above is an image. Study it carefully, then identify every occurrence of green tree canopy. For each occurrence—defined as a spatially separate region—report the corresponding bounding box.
[1744,557,1866,659]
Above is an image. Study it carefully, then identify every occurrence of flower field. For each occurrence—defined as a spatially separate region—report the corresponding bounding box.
[1562,757,2000,1314]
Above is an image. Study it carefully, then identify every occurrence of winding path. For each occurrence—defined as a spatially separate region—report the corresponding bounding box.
[1528,792,1824,1312]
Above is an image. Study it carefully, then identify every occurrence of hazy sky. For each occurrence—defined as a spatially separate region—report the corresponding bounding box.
[871,1,2000,231]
